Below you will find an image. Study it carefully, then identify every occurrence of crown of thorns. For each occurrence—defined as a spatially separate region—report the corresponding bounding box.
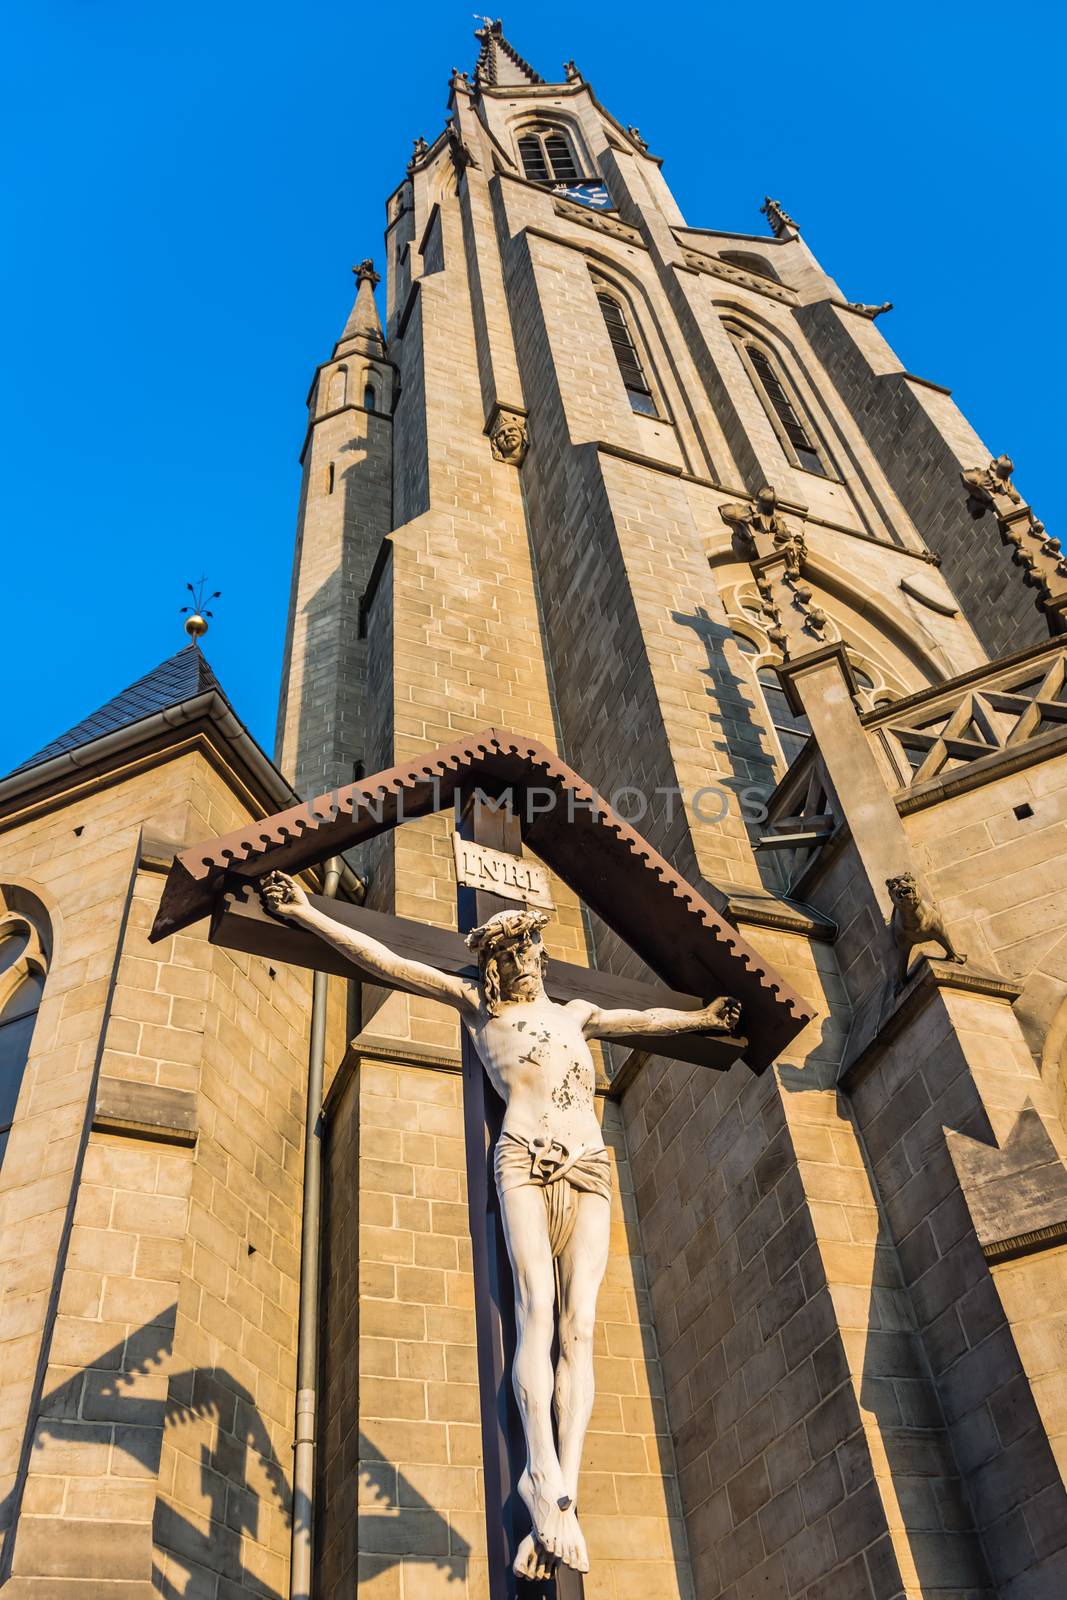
[465,908,549,957]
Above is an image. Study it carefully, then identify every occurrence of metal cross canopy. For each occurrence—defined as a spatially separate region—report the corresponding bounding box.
[150,729,814,1596]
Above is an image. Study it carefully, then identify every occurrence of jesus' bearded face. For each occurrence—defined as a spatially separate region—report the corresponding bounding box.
[489,932,546,1004]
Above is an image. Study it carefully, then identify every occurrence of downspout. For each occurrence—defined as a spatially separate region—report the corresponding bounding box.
[290,855,343,1600]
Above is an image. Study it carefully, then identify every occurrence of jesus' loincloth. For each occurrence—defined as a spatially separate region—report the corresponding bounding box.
[493,1132,612,1258]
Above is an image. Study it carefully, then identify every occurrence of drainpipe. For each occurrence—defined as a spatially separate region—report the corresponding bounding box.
[290,855,343,1600]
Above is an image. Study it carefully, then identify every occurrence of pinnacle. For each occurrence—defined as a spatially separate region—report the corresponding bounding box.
[472,17,543,88]
[339,259,384,347]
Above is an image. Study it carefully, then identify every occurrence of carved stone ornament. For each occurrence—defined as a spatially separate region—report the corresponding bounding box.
[627,125,648,151]
[886,871,967,989]
[761,196,799,237]
[489,411,530,466]
[961,457,1067,630]
[448,126,479,173]
[353,258,380,290]
[563,58,581,82]
[407,135,429,172]
[847,300,893,319]
[962,454,1022,516]
[718,484,794,558]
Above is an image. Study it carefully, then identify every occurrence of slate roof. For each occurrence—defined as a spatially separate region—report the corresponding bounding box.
[10,644,228,775]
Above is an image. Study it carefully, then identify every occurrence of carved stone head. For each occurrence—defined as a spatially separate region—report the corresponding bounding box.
[491,417,529,465]
[885,872,921,909]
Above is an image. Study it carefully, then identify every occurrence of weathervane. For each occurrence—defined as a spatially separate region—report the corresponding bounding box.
[180,576,220,643]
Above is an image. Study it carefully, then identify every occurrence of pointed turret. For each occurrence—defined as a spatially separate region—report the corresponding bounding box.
[472,17,543,89]
[337,259,384,354]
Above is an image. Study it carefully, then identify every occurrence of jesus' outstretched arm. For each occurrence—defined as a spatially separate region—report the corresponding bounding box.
[258,871,478,1012]
[582,994,742,1041]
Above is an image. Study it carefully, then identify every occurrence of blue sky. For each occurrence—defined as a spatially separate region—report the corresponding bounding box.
[3,1,1064,775]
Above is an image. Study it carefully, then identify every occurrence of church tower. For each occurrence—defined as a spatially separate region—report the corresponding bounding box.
[3,18,1067,1600]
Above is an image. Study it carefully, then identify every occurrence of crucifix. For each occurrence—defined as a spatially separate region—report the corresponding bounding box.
[253,788,740,1590]
[151,729,812,1597]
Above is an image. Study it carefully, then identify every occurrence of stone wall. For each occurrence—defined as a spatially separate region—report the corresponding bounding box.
[0,745,340,1597]
[799,300,1042,658]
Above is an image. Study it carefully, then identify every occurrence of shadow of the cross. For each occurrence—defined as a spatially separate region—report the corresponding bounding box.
[1,1313,468,1596]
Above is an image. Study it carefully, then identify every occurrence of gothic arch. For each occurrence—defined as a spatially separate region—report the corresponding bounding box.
[719,251,782,284]
[510,111,595,181]
[720,310,833,477]
[711,541,950,694]
[0,883,53,1168]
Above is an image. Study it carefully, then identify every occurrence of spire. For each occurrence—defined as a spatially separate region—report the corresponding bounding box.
[472,18,543,89]
[339,260,384,347]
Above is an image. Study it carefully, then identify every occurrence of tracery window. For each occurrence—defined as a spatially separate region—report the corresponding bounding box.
[0,894,51,1171]
[518,128,581,184]
[756,668,811,767]
[596,292,656,416]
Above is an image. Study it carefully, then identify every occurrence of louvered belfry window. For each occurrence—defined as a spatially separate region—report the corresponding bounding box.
[518,129,581,184]
[746,346,825,475]
[597,293,656,415]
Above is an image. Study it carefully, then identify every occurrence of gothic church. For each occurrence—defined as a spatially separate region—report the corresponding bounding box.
[1,19,1066,1600]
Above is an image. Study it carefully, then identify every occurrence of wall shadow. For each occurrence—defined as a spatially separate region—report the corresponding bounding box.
[671,605,785,894]
[2,1313,466,1596]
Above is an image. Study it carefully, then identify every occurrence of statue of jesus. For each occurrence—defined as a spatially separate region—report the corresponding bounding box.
[259,871,742,1579]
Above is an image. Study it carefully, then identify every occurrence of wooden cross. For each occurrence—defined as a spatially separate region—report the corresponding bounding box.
[209,787,747,1599]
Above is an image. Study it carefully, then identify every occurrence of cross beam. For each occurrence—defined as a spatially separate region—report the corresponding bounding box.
[210,888,747,1073]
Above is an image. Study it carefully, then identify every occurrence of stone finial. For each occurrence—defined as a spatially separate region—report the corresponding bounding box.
[627,125,648,151]
[761,196,799,238]
[353,259,380,290]
[489,409,529,466]
[961,457,1067,634]
[885,871,966,989]
[563,59,581,82]
[407,135,429,172]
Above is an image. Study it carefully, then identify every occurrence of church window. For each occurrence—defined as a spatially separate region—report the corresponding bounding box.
[0,899,50,1174]
[597,293,656,416]
[518,127,581,183]
[726,325,829,477]
[326,461,335,495]
[745,346,825,475]
[757,668,811,767]
[363,382,376,411]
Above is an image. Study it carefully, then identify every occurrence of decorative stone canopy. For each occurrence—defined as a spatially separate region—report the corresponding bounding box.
[150,727,815,1072]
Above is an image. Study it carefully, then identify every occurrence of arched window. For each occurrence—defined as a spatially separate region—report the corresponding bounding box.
[518,127,581,184]
[363,382,376,412]
[596,292,656,416]
[726,328,828,477]
[757,668,811,767]
[0,892,51,1171]
[328,367,347,410]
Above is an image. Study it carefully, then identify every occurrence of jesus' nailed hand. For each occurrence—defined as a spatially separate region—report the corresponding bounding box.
[259,869,741,1580]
